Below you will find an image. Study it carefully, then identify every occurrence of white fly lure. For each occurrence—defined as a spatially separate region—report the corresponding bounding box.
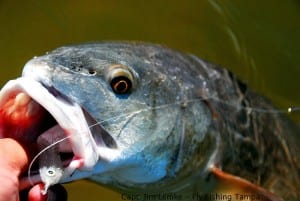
[36,125,65,194]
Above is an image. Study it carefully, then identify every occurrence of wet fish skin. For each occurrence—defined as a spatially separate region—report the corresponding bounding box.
[22,42,300,200]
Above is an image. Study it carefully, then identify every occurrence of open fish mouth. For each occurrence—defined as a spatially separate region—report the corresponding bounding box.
[0,77,105,190]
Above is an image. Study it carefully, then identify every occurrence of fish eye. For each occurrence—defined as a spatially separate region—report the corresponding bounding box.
[106,64,134,94]
[110,76,132,94]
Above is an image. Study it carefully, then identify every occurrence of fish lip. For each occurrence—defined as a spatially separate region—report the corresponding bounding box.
[0,77,99,187]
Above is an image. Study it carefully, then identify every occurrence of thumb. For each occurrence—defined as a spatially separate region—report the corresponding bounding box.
[0,138,29,201]
[0,138,29,175]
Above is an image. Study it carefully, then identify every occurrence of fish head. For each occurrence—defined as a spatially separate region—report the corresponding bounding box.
[0,43,217,191]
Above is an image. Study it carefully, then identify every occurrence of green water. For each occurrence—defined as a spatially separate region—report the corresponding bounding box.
[0,1,299,200]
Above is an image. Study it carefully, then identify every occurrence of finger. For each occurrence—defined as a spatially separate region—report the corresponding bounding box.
[26,184,67,201]
[0,138,29,175]
[27,184,47,201]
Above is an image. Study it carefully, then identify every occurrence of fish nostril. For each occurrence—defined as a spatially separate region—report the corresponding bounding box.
[88,69,97,75]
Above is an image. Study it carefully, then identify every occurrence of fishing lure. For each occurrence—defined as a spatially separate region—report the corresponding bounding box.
[37,125,64,194]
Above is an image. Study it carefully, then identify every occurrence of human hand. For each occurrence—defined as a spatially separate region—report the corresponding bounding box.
[0,138,67,201]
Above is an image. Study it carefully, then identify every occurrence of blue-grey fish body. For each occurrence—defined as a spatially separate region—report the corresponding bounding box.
[0,42,299,201]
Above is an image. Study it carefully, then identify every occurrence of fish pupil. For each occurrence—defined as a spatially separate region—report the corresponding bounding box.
[111,76,132,94]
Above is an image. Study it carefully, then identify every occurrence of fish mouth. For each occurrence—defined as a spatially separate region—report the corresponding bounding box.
[0,77,113,189]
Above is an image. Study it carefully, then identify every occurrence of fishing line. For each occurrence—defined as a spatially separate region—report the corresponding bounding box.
[205,96,300,114]
[87,96,300,131]
[27,135,73,187]
[27,109,144,186]
[27,105,166,185]
[27,94,299,186]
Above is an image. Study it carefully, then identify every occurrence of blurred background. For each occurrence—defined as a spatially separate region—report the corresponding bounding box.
[0,0,299,200]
